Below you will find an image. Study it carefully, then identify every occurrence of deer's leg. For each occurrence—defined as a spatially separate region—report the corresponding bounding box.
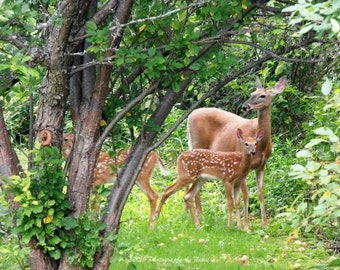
[223,181,233,228]
[194,186,203,215]
[184,180,204,228]
[185,178,204,215]
[156,181,185,217]
[256,167,268,227]
[234,180,247,230]
[136,178,158,229]
[240,179,249,231]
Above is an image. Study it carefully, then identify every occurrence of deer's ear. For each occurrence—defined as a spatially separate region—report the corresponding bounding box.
[270,77,287,96]
[237,128,243,140]
[256,129,264,141]
[255,76,262,89]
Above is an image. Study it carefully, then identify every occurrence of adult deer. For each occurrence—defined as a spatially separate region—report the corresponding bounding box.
[62,134,168,229]
[187,77,287,227]
[155,128,264,229]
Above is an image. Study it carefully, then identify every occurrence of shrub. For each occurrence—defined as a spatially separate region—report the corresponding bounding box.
[279,79,340,239]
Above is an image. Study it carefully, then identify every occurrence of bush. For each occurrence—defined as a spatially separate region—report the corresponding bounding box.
[279,79,340,239]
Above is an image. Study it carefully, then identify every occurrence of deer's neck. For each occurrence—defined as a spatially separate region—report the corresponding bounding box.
[258,107,271,133]
[257,107,272,147]
[239,152,252,175]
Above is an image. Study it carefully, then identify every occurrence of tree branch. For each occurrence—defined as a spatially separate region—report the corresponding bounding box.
[108,1,209,31]
[151,35,318,150]
[96,82,161,148]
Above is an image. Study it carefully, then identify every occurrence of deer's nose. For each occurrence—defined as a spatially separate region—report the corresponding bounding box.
[242,104,251,111]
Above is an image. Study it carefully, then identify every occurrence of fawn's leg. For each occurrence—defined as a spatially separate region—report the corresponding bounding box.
[184,180,205,228]
[156,180,186,218]
[223,181,233,228]
[136,178,158,229]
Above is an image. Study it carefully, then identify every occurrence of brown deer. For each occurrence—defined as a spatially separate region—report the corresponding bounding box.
[187,77,287,227]
[155,128,264,229]
[62,134,168,229]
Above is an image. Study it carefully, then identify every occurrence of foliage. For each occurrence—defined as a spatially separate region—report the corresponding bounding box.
[106,188,333,270]
[283,0,340,38]
[1,0,339,269]
[4,144,69,259]
[0,0,45,147]
[62,214,106,268]
[3,144,105,267]
[0,192,30,269]
[279,79,340,239]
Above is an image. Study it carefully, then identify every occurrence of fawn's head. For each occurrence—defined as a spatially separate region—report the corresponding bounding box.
[62,134,74,158]
[242,77,287,112]
[237,128,264,156]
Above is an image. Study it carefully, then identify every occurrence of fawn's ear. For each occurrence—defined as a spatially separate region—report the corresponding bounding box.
[237,128,244,140]
[255,129,264,141]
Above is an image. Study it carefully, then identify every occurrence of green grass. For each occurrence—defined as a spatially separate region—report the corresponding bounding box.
[0,172,336,270]
[109,184,335,270]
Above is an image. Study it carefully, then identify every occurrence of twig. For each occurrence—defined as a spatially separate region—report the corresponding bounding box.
[96,82,161,149]
[109,1,209,31]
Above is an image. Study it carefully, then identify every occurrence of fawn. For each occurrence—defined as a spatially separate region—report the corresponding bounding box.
[62,134,168,228]
[155,128,264,229]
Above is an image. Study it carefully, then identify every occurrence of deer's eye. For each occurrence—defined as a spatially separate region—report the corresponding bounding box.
[245,143,249,146]
[259,94,266,98]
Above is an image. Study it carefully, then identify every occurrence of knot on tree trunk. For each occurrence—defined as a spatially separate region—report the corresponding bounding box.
[39,129,53,146]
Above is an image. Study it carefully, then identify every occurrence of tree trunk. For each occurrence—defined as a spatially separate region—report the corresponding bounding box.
[0,104,20,180]
[0,103,20,211]
[93,79,191,268]
[31,1,92,269]
[58,1,134,269]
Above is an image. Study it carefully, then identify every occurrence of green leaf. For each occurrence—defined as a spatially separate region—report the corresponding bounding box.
[321,78,332,96]
[291,164,306,171]
[296,202,307,213]
[328,259,340,267]
[153,56,165,65]
[127,262,137,270]
[329,133,339,143]
[190,63,202,71]
[305,138,325,148]
[296,149,312,158]
[306,161,321,172]
[31,204,44,214]
[330,18,340,33]
[50,249,61,260]
[63,217,78,230]
[47,208,55,216]
[35,218,42,228]
[313,127,333,136]
[49,235,61,245]
[148,47,156,57]
[319,175,331,185]
[325,163,340,173]
[86,21,97,31]
[22,232,32,244]
[282,5,298,13]
[300,24,314,34]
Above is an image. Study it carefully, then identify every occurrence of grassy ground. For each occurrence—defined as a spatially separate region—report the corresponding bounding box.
[0,173,336,270]
[109,184,336,270]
